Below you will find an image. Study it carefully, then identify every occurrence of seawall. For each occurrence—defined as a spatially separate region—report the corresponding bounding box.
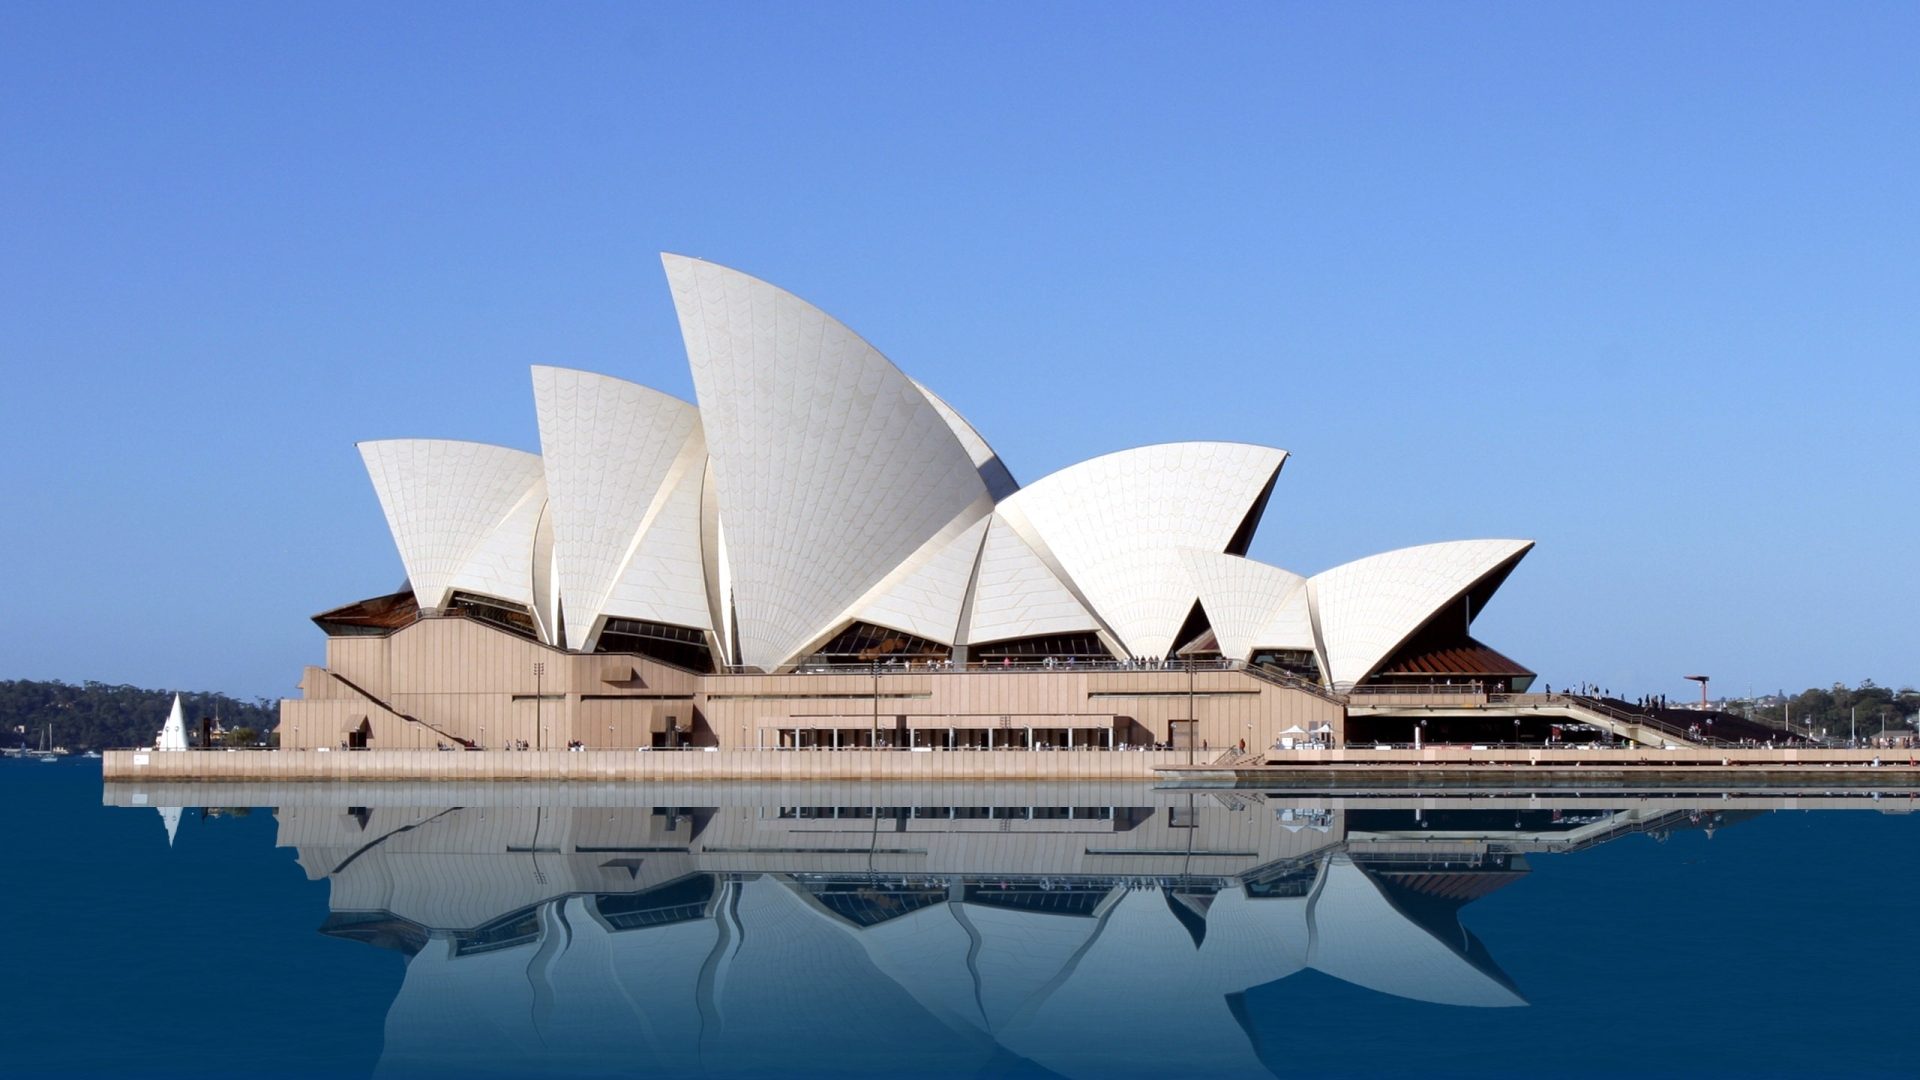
[1159,745,1920,789]
[103,748,1194,782]
[102,744,1920,787]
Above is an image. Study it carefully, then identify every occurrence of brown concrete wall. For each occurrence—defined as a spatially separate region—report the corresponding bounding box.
[278,614,1344,754]
[282,616,703,750]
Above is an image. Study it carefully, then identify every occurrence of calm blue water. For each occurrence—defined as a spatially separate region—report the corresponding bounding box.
[5,757,1917,1079]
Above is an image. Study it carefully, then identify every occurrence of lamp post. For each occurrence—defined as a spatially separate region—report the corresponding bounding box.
[533,661,545,751]
[1187,659,1196,766]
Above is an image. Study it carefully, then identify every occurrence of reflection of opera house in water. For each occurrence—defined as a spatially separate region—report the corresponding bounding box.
[253,787,1746,1077]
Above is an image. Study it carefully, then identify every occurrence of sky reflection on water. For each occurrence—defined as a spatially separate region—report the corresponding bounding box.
[4,760,1917,1079]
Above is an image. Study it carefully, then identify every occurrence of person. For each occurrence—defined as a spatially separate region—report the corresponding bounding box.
[1239,738,1247,752]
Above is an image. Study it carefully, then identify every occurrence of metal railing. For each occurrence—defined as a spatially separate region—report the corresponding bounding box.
[714,657,1346,701]
[721,657,1249,676]
[1348,682,1486,697]
[1230,661,1348,704]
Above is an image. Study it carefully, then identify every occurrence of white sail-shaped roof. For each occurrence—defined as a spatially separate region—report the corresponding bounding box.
[911,378,1019,503]
[1307,538,1533,690]
[965,514,1104,645]
[663,254,991,670]
[997,443,1287,658]
[598,440,712,635]
[1180,550,1314,661]
[532,366,709,649]
[444,476,546,610]
[850,510,992,646]
[156,693,189,751]
[358,439,546,611]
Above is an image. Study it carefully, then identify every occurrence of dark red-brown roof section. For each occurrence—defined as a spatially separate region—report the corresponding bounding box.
[1379,638,1534,678]
[313,590,419,636]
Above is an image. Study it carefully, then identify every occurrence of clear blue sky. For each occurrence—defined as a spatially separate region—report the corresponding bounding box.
[2,3,1914,702]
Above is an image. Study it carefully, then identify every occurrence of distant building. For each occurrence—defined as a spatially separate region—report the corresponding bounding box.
[283,257,1533,752]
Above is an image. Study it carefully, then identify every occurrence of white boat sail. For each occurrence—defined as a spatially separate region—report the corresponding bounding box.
[157,695,189,752]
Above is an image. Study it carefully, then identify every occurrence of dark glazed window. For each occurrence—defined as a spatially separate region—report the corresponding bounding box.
[804,622,950,665]
[596,618,715,673]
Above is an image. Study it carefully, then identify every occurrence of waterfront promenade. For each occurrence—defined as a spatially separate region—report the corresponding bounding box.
[1163,745,1920,788]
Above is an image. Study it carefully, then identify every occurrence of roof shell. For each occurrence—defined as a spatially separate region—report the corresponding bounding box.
[997,442,1287,658]
[850,509,992,647]
[358,439,547,612]
[1307,538,1533,689]
[910,378,1019,503]
[663,254,990,670]
[447,476,548,610]
[533,366,709,648]
[599,439,713,637]
[1179,550,1314,661]
[965,514,1105,645]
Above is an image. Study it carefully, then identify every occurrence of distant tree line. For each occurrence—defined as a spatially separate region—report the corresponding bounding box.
[1751,681,1920,740]
[0,680,278,751]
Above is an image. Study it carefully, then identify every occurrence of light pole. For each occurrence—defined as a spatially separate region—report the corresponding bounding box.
[1182,657,1198,764]
[533,661,545,751]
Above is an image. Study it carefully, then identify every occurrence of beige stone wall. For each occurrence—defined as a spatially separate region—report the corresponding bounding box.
[277,613,1343,753]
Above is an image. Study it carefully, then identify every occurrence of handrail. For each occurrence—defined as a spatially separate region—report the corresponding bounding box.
[1530,694,1800,749]
[1545,694,1709,746]
[1348,682,1485,697]
[1566,695,1696,741]
[1564,695,1814,749]
[715,657,1347,704]
[1226,661,1347,704]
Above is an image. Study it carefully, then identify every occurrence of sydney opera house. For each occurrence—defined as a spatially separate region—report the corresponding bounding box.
[281,255,1534,754]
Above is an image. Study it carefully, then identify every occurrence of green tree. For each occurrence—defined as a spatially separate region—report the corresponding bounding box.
[1756,681,1919,740]
[0,680,278,751]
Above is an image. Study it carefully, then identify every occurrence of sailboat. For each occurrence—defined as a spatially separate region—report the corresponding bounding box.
[30,723,67,761]
[156,695,189,752]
